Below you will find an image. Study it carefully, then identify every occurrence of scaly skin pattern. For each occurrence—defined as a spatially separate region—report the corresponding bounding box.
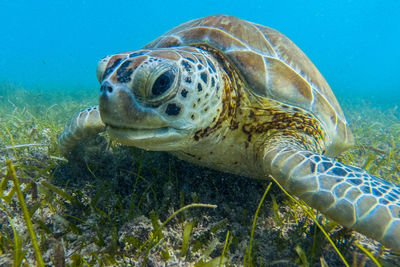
[58,15,400,251]
[263,143,400,250]
[58,106,105,154]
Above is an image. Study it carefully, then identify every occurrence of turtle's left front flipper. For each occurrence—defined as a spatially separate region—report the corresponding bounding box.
[262,144,400,251]
[58,106,106,155]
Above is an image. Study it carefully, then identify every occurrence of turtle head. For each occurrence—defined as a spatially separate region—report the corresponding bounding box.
[96,48,224,151]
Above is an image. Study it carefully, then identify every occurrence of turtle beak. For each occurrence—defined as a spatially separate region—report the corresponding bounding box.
[98,80,185,150]
[99,80,167,129]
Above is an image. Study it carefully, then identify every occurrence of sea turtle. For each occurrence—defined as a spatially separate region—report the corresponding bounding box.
[58,15,400,251]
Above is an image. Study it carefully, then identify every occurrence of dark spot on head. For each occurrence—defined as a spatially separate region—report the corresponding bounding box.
[200,72,207,83]
[191,114,195,120]
[181,89,188,98]
[192,103,196,108]
[185,76,192,83]
[211,77,215,87]
[197,98,201,103]
[197,83,202,92]
[216,85,220,92]
[204,107,209,112]
[116,60,133,83]
[181,61,192,72]
[103,58,122,79]
[129,51,148,58]
[197,64,203,70]
[165,103,181,116]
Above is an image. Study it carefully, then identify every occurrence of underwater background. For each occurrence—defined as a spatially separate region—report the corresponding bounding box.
[1,0,400,266]
[1,0,399,105]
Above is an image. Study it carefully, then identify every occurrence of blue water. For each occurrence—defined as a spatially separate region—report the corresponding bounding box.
[1,0,399,103]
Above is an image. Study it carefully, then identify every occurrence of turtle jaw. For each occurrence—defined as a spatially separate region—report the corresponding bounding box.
[106,125,188,151]
[98,81,187,150]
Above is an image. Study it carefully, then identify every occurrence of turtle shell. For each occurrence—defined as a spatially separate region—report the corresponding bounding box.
[144,15,353,155]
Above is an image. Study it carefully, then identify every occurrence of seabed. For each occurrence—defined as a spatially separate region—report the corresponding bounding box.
[1,83,400,266]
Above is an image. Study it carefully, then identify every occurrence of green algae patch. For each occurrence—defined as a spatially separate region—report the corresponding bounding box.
[6,160,44,267]
[0,84,400,265]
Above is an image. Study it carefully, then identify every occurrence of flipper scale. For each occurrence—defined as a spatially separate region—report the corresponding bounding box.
[58,106,106,154]
[265,145,400,251]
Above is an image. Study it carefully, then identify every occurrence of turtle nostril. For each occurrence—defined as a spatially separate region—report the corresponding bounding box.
[100,82,113,94]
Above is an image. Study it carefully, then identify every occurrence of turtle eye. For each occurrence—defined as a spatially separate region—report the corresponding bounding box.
[151,70,175,97]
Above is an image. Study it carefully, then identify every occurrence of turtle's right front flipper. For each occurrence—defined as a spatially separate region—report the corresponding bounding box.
[262,142,400,252]
[58,106,106,155]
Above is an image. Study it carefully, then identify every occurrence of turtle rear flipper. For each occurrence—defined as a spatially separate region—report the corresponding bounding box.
[262,141,400,251]
[58,106,106,155]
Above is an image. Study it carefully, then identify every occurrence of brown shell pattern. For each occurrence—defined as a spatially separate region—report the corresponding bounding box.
[144,15,353,154]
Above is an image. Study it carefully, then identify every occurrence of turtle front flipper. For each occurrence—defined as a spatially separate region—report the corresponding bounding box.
[58,106,106,155]
[262,143,400,251]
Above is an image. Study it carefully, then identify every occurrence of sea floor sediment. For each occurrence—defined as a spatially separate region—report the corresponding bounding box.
[1,85,400,266]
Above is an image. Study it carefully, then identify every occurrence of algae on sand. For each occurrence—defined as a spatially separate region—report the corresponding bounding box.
[1,83,400,266]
